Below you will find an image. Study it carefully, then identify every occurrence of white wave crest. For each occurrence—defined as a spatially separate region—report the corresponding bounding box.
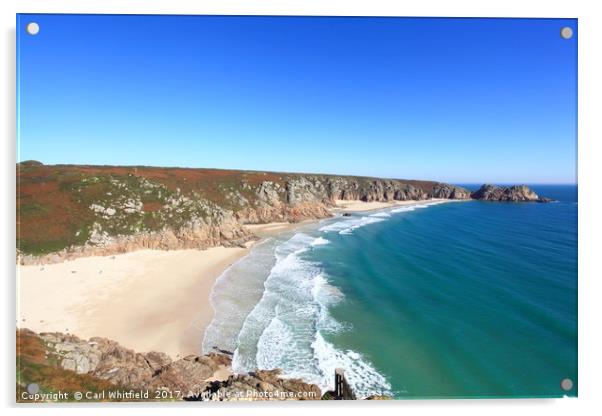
[369,211,391,218]
[232,233,343,376]
[320,216,386,235]
[230,231,391,397]
[311,236,330,246]
[224,229,394,400]
[312,333,392,398]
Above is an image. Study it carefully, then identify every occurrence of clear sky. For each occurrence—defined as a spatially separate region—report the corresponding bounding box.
[17,15,577,184]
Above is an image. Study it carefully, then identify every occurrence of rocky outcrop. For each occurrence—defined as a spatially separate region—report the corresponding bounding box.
[431,183,472,200]
[200,369,321,401]
[235,201,332,224]
[244,177,471,210]
[21,329,321,401]
[37,331,229,394]
[285,177,431,203]
[17,219,255,265]
[471,184,552,202]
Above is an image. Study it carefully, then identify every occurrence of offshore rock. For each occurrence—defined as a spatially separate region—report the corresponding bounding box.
[471,184,552,202]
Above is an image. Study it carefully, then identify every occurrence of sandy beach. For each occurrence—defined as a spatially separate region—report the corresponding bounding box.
[17,245,252,359]
[16,200,443,361]
[333,198,446,212]
[245,220,316,237]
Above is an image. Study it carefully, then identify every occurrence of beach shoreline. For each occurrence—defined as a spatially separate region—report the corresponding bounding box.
[17,245,252,360]
[16,198,446,362]
[333,198,448,212]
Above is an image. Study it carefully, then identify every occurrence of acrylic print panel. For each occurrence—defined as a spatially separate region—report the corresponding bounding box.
[16,14,577,402]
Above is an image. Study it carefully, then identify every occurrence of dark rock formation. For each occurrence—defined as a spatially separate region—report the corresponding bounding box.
[471,184,552,202]
[199,369,321,401]
[211,346,234,356]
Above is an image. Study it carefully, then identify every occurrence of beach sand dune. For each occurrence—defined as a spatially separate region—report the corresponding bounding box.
[17,246,251,359]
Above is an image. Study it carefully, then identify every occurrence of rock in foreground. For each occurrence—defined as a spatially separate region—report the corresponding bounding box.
[31,330,230,394]
[199,369,321,401]
[17,329,321,402]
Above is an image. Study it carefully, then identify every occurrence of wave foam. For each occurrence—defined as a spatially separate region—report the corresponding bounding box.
[369,211,391,218]
[312,333,392,398]
[320,201,446,235]
[231,231,390,398]
[232,233,339,373]
[311,236,330,246]
[389,200,448,213]
[320,216,386,235]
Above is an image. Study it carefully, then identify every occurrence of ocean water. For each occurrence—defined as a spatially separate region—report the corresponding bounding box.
[203,185,577,399]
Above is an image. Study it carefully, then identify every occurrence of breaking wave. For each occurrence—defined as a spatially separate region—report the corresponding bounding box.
[230,232,390,397]
[312,333,392,398]
[390,204,428,213]
[370,211,392,218]
[319,216,386,235]
[208,201,448,397]
[320,201,446,235]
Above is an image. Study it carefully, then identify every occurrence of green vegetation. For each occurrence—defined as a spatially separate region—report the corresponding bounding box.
[17,165,225,255]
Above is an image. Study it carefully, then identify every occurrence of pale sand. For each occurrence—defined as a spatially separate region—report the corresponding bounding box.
[17,245,252,360]
[244,219,314,237]
[333,198,447,212]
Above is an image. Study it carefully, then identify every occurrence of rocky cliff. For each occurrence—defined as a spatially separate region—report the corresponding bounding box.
[17,329,322,402]
[17,162,549,264]
[17,162,470,263]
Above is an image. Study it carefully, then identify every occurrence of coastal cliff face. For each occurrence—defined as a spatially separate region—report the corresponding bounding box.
[17,329,322,402]
[16,162,469,263]
[17,162,548,263]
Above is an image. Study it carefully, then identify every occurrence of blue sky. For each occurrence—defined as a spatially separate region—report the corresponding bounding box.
[17,15,577,184]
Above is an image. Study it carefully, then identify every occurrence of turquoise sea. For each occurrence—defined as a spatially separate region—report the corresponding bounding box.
[203,185,577,399]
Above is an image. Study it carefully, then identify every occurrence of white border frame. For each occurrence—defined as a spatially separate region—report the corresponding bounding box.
[3,1,600,415]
